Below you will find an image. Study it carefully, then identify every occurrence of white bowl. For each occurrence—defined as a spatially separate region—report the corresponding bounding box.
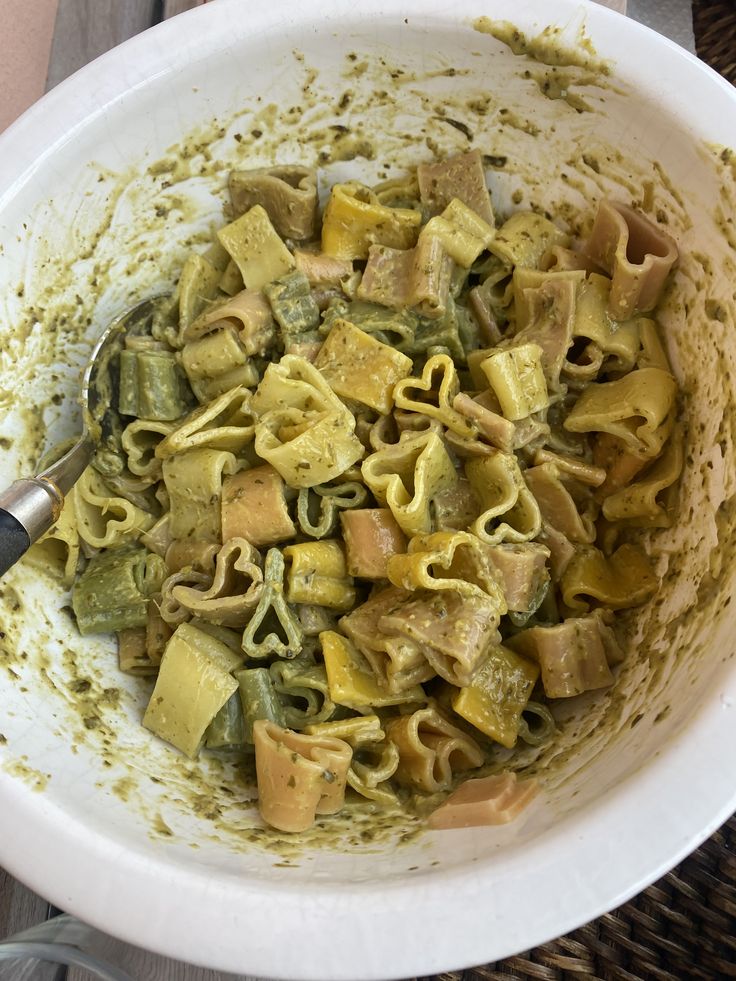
[0,0,735,976]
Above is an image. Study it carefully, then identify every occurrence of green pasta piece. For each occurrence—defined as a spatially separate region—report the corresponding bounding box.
[321,298,417,348]
[270,658,336,730]
[72,545,154,635]
[518,700,556,746]
[236,667,286,743]
[143,623,238,758]
[205,691,246,750]
[118,349,190,421]
[241,548,304,659]
[296,481,369,539]
[265,270,320,342]
[404,297,466,362]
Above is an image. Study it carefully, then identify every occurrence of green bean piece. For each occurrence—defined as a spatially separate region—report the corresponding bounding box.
[236,667,286,743]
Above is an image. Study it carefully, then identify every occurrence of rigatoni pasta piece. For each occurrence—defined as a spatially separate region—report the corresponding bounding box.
[563,367,677,459]
[362,431,457,537]
[452,392,516,452]
[507,612,620,698]
[156,386,256,459]
[117,627,156,677]
[601,428,683,526]
[142,621,241,757]
[181,325,257,403]
[321,182,421,260]
[386,530,507,605]
[72,545,163,635]
[428,772,539,829]
[314,318,413,415]
[162,448,237,542]
[420,197,495,267]
[417,149,494,225]
[378,589,503,687]
[217,204,295,291]
[205,691,246,751]
[480,342,549,421]
[386,705,483,793]
[236,667,286,743]
[283,541,355,611]
[253,720,352,832]
[119,348,190,421]
[320,630,425,708]
[183,287,274,352]
[583,199,678,319]
[251,355,364,488]
[357,235,454,319]
[484,542,550,614]
[221,464,296,547]
[451,645,539,748]
[229,166,318,240]
[341,508,407,579]
[560,543,658,614]
[489,211,568,269]
[524,463,597,544]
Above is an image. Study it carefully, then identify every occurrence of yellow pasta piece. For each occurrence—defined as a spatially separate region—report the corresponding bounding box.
[177,252,221,340]
[563,367,677,458]
[252,355,364,488]
[321,182,421,260]
[524,463,596,544]
[560,543,659,614]
[74,469,156,550]
[393,353,478,437]
[386,530,507,608]
[217,205,295,291]
[601,428,683,526]
[386,705,483,793]
[162,448,237,542]
[283,541,355,611]
[253,720,352,833]
[304,715,399,806]
[573,273,641,371]
[361,431,457,537]
[489,212,568,269]
[452,645,539,748]
[320,630,425,708]
[37,491,80,585]
[466,454,542,546]
[156,386,255,459]
[480,343,549,420]
[142,622,240,758]
[314,318,413,415]
[420,197,495,267]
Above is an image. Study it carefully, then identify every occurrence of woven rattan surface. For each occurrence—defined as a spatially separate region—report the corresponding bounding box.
[418,7,736,980]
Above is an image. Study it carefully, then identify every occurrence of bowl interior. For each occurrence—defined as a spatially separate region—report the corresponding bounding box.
[0,1,735,976]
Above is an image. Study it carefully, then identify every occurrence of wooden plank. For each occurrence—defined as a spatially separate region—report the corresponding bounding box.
[66,933,257,981]
[164,0,207,18]
[0,868,49,939]
[46,0,158,90]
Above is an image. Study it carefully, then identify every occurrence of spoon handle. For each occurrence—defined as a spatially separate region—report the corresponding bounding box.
[0,478,65,578]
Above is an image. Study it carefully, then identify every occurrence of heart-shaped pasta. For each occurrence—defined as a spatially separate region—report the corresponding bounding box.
[168,537,263,628]
[394,354,478,437]
[466,454,542,546]
[386,705,484,793]
[362,431,457,537]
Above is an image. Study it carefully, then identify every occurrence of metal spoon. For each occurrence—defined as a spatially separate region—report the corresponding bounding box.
[0,298,161,578]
